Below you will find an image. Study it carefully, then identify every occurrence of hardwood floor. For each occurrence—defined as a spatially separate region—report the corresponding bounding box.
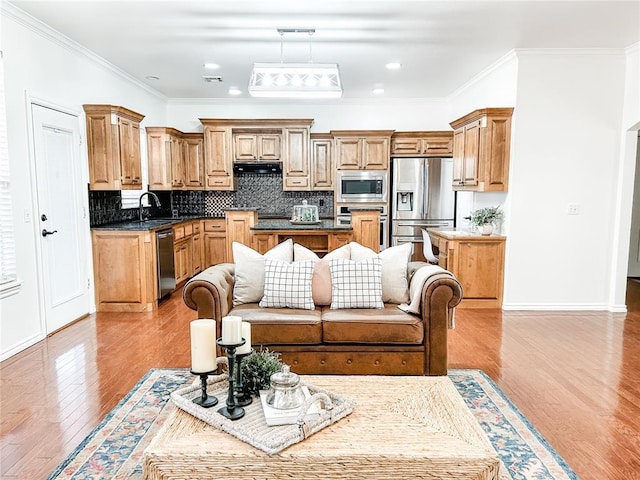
[1,286,640,479]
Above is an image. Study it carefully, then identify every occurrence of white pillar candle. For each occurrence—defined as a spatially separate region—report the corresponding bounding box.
[221,315,242,344]
[190,319,217,373]
[237,321,252,354]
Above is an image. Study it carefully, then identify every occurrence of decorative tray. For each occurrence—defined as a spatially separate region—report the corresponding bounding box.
[171,372,354,455]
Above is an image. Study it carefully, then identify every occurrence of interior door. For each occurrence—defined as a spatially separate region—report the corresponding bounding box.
[31,104,89,333]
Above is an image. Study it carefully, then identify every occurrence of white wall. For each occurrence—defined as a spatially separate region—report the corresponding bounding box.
[505,50,626,309]
[0,6,167,360]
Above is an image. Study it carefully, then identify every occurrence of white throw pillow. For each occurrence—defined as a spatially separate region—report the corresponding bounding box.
[349,241,412,304]
[259,259,315,310]
[232,239,293,306]
[329,257,383,309]
[293,243,351,305]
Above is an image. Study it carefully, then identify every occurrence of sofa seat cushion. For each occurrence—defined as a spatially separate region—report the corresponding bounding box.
[321,305,424,345]
[230,304,322,345]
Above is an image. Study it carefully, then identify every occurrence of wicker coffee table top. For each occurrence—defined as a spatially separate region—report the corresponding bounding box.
[143,375,500,480]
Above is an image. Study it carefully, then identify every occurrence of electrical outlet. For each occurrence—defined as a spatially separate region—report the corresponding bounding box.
[23,209,31,223]
[567,203,581,215]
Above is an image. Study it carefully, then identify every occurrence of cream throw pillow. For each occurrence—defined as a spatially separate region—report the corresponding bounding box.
[232,239,293,305]
[293,243,351,305]
[349,241,412,304]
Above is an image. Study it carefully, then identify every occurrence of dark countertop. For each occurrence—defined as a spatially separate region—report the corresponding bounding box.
[251,220,351,231]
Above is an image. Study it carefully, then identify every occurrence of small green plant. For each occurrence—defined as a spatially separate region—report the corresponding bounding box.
[468,206,503,226]
[240,348,284,396]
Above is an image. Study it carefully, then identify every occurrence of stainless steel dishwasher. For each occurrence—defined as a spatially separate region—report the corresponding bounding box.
[156,229,176,300]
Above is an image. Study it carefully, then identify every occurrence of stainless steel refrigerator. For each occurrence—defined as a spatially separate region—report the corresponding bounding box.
[391,157,455,257]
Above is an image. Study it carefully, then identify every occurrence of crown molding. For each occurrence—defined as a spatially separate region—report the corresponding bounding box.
[447,49,518,101]
[166,96,448,106]
[626,42,640,55]
[1,2,167,102]
[514,47,625,56]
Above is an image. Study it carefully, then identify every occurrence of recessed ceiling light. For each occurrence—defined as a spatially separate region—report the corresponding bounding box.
[204,63,220,70]
[373,87,385,95]
[385,62,402,70]
[203,75,223,83]
[228,87,242,95]
[145,75,160,80]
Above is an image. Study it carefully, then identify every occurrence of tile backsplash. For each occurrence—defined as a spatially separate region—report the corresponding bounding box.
[89,173,334,226]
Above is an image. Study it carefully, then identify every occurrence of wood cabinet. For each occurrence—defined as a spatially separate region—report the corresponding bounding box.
[182,133,204,189]
[174,238,191,285]
[83,104,145,190]
[427,229,506,308]
[91,230,156,312]
[350,209,381,253]
[391,132,453,157]
[310,133,333,190]
[191,221,203,275]
[225,210,257,263]
[331,131,393,170]
[449,108,513,192]
[203,219,227,267]
[147,129,204,190]
[234,133,281,161]
[283,124,312,191]
[201,122,235,191]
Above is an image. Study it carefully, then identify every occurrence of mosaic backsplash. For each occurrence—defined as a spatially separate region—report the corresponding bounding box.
[89,173,334,226]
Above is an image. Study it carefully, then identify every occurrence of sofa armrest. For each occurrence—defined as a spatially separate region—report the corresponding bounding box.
[183,263,235,321]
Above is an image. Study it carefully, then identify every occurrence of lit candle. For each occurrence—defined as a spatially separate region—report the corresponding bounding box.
[221,315,242,344]
[190,319,217,373]
[237,321,252,354]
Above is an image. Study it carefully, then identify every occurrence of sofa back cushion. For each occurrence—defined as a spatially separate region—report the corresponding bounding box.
[259,259,315,310]
[232,239,293,306]
[329,257,384,309]
[293,243,351,305]
[350,241,412,304]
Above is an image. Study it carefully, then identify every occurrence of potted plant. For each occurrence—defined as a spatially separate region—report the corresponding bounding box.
[240,348,284,396]
[468,206,503,235]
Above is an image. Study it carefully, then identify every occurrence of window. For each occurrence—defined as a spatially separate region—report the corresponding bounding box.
[0,52,19,297]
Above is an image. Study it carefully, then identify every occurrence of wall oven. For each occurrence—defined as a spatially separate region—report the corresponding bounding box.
[336,204,388,251]
[336,171,387,203]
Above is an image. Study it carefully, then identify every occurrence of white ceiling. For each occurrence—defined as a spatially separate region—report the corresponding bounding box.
[9,1,640,99]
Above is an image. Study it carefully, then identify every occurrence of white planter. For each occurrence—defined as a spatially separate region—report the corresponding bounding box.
[480,223,494,236]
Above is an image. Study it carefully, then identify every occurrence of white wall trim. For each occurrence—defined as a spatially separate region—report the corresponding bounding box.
[0,332,45,362]
[502,303,627,312]
[166,96,448,106]
[626,42,640,55]
[447,49,518,101]
[1,2,167,102]
[514,47,626,57]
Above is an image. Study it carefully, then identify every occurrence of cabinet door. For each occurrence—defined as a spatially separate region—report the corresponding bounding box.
[310,139,333,190]
[391,137,421,156]
[234,135,257,160]
[362,137,389,170]
[86,113,116,189]
[463,121,481,186]
[170,135,185,188]
[192,233,203,275]
[259,135,281,160]
[183,135,204,188]
[283,128,310,191]
[147,131,171,190]
[118,118,142,188]
[452,241,504,305]
[204,233,226,267]
[452,128,465,187]
[422,137,453,156]
[335,137,361,170]
[204,127,234,190]
[174,240,191,284]
[252,233,277,254]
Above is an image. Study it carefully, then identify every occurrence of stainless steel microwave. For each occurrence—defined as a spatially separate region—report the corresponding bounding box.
[336,171,387,203]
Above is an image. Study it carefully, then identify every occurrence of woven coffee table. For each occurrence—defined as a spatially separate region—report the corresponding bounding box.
[143,375,500,480]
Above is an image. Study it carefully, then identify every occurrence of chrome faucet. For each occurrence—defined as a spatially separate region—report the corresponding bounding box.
[138,192,161,222]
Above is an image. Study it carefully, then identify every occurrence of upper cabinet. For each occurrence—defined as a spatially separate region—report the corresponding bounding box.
[282,122,312,191]
[83,104,145,190]
[449,108,513,192]
[310,133,333,190]
[234,132,281,161]
[147,128,204,190]
[200,121,235,191]
[391,132,453,157]
[331,131,394,170]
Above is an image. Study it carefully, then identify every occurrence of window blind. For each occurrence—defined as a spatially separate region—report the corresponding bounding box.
[0,53,17,288]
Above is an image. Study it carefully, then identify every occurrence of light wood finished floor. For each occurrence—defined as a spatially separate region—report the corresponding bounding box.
[1,281,639,480]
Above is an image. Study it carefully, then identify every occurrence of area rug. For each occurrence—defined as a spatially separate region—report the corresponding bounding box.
[47,369,578,480]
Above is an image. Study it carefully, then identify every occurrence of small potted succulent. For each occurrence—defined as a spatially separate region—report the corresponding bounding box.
[467,206,503,235]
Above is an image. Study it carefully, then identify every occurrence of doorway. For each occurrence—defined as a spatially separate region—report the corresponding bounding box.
[627,132,640,312]
[30,103,90,333]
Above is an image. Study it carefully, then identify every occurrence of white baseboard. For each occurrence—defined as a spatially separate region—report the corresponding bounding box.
[502,303,627,313]
[0,332,45,362]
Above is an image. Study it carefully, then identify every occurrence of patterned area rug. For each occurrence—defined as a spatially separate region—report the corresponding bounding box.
[48,369,578,480]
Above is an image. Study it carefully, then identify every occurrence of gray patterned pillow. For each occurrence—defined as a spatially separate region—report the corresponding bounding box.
[259,259,315,310]
[329,258,384,309]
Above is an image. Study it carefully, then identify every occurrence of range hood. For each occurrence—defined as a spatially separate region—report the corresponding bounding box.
[233,162,282,174]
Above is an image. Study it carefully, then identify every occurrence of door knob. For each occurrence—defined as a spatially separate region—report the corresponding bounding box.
[42,229,58,237]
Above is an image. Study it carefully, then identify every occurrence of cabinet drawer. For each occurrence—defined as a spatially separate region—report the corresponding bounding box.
[284,176,309,189]
[173,225,185,240]
[207,176,232,189]
[204,219,226,232]
[193,221,201,234]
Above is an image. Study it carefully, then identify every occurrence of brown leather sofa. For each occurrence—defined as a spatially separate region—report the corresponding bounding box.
[183,261,462,376]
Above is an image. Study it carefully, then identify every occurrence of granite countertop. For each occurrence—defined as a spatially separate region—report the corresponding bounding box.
[252,220,351,231]
[91,217,201,231]
[426,227,506,240]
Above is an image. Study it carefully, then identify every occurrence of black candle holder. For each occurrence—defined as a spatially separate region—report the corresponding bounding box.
[234,349,254,407]
[190,370,219,408]
[217,338,246,420]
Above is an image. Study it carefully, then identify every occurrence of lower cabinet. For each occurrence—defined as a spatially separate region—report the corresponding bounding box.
[203,219,227,267]
[92,230,157,312]
[174,238,192,285]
